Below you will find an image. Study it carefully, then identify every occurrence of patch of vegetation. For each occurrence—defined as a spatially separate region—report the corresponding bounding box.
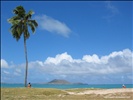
[1,88,132,100]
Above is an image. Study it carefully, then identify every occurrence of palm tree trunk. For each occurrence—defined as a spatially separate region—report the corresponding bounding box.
[24,36,28,87]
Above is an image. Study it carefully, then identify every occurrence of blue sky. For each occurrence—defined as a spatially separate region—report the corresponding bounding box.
[1,1,133,84]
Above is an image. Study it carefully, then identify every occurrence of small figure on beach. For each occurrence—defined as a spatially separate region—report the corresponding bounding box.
[27,82,31,88]
[122,84,126,88]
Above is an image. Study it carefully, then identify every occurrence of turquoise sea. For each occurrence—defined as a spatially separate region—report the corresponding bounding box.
[1,83,133,89]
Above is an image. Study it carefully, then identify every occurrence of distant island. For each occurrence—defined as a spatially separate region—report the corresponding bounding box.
[47,79,70,84]
[47,79,87,85]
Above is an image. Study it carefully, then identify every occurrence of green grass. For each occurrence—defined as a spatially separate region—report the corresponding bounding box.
[1,88,67,100]
[1,88,133,100]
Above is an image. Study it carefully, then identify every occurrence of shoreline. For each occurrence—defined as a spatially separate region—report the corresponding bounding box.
[1,83,133,89]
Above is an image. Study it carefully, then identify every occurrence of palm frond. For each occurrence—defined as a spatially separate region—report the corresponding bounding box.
[13,6,26,17]
[13,9,18,14]
[11,16,21,20]
[27,21,35,33]
[25,10,34,20]
[17,24,23,36]
[27,20,38,33]
[9,21,23,41]
[10,24,21,41]
[28,20,38,27]
[8,18,21,25]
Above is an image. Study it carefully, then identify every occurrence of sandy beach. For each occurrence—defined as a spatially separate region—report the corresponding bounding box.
[65,88,133,99]
[67,88,133,95]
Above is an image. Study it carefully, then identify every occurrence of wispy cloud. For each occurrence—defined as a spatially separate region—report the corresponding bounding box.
[1,59,8,68]
[1,49,132,83]
[106,1,119,14]
[3,70,10,74]
[34,15,71,37]
[103,1,119,21]
[14,72,21,76]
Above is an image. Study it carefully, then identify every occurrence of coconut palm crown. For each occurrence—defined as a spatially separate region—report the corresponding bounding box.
[8,6,38,87]
[8,6,38,41]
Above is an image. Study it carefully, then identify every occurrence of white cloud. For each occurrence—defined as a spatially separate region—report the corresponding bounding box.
[82,54,100,63]
[1,49,132,83]
[45,52,73,65]
[27,48,132,75]
[34,15,71,37]
[1,59,8,68]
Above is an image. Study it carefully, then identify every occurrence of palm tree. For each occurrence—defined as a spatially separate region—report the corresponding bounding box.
[8,6,38,87]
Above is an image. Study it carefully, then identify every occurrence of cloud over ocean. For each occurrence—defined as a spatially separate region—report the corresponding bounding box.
[1,49,133,84]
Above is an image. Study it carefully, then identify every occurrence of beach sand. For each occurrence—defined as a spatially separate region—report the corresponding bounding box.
[67,88,133,95]
[64,88,133,99]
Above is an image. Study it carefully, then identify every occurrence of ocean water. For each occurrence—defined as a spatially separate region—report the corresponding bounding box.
[1,83,133,89]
